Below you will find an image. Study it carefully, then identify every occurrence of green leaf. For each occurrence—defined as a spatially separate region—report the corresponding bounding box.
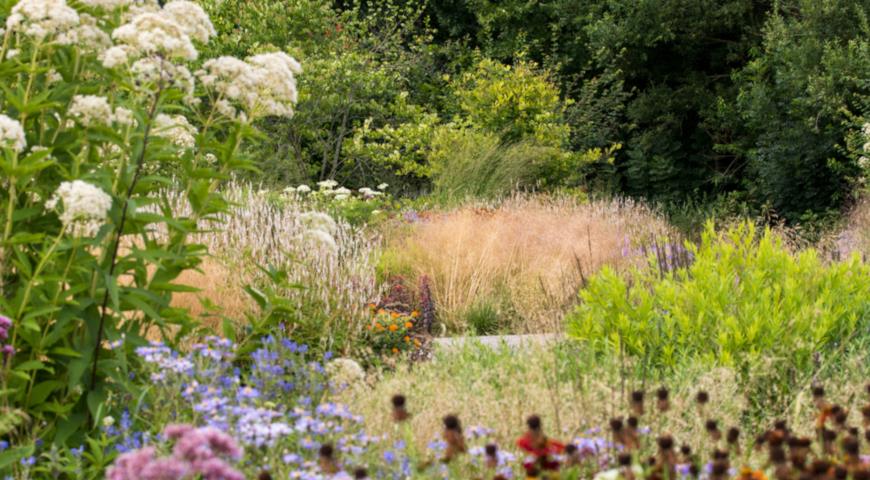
[0,446,34,469]
[14,360,46,372]
[29,380,64,405]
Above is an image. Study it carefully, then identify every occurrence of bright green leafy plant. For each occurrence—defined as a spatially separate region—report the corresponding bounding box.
[567,222,870,372]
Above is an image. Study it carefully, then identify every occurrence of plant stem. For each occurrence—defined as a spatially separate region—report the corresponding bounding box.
[88,90,162,394]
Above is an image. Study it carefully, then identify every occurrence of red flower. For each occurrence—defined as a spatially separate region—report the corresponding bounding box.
[517,432,565,472]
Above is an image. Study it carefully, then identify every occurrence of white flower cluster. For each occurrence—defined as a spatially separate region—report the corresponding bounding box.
[68,95,113,127]
[325,358,365,389]
[79,0,132,9]
[153,113,196,149]
[46,180,113,237]
[110,0,213,61]
[6,0,79,43]
[130,57,195,99]
[288,180,387,202]
[112,12,195,61]
[56,13,111,51]
[68,95,137,128]
[859,122,870,171]
[197,51,301,120]
[298,211,338,253]
[299,212,337,235]
[0,114,26,153]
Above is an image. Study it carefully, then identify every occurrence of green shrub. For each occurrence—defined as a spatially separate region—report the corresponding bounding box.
[566,222,870,372]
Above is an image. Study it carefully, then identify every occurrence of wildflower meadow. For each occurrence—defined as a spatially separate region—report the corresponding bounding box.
[0,0,869,479]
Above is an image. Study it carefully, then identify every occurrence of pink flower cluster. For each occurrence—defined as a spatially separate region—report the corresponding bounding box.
[107,424,244,480]
[0,314,14,360]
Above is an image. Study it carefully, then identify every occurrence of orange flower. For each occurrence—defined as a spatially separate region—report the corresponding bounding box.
[377,308,386,315]
[374,323,384,332]
[392,348,399,354]
[388,324,398,332]
[404,321,413,329]
[390,312,400,319]
[411,311,420,318]
[404,336,410,343]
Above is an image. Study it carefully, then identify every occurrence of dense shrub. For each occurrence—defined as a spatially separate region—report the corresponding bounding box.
[0,0,298,447]
[426,0,870,220]
[567,222,870,371]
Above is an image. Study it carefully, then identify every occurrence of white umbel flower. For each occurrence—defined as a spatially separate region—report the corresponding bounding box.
[298,212,337,235]
[316,179,338,190]
[100,46,130,68]
[69,95,113,127]
[303,229,338,253]
[46,180,113,237]
[325,358,365,388]
[56,13,111,50]
[6,0,80,42]
[131,57,195,98]
[244,52,301,117]
[153,113,197,148]
[0,114,26,153]
[80,0,132,10]
[113,107,136,127]
[161,1,214,43]
[196,51,301,120]
[296,184,311,193]
[112,12,197,60]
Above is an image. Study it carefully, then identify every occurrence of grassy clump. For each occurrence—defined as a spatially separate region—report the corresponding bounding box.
[379,195,672,334]
[340,341,870,457]
[566,221,870,374]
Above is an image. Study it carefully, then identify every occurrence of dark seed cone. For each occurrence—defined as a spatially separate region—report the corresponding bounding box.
[631,390,646,417]
[706,420,722,442]
[319,444,340,475]
[391,394,409,422]
[656,387,670,413]
[485,443,499,469]
[442,415,466,462]
[727,427,742,455]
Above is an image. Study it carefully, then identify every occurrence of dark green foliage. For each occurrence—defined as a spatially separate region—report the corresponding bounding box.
[424,0,870,220]
[204,0,870,220]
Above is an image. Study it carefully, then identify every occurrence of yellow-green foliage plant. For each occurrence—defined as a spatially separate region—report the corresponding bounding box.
[567,222,870,373]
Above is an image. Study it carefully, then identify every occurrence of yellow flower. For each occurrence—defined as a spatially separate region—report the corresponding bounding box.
[413,339,421,347]
[411,311,420,318]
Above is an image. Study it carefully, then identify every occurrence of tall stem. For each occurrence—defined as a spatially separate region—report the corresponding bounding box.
[88,90,162,392]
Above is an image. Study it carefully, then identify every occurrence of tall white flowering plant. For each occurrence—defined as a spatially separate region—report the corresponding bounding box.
[0,0,300,449]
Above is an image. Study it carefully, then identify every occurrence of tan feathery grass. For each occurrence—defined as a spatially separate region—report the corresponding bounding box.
[144,183,383,348]
[382,195,674,333]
